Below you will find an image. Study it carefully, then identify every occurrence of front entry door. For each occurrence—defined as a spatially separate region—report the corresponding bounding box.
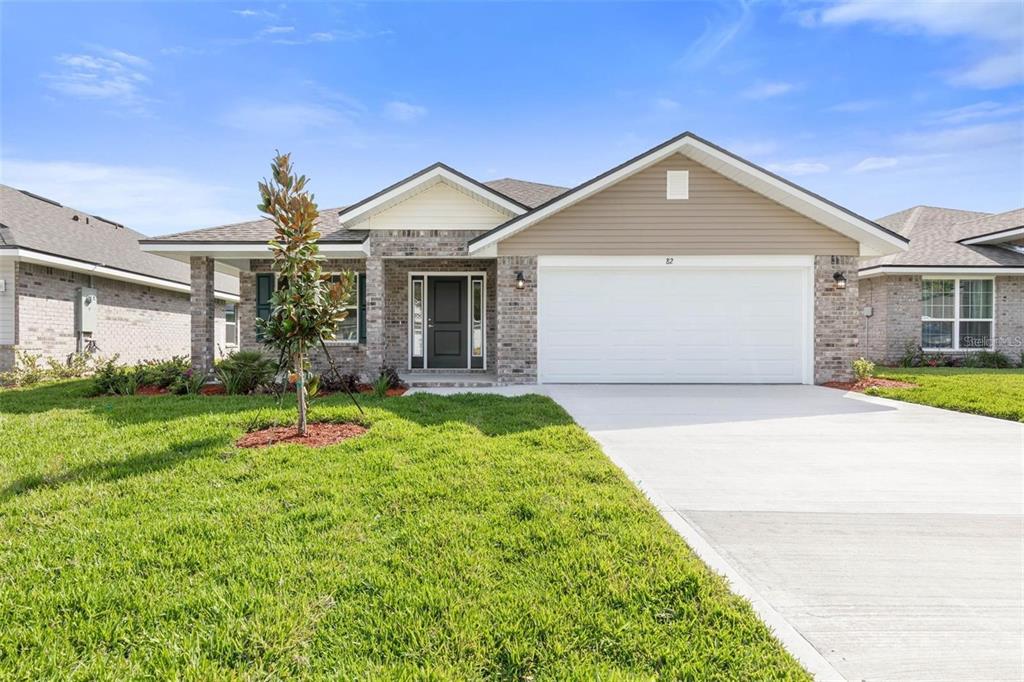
[427,276,468,368]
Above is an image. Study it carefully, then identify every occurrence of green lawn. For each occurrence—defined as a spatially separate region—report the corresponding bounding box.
[0,382,806,680]
[871,367,1024,422]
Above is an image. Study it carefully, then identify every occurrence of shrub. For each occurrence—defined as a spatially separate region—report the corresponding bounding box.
[371,372,391,398]
[321,371,361,394]
[46,353,92,380]
[852,357,875,381]
[963,350,1013,369]
[1,352,47,386]
[171,368,206,396]
[137,356,189,388]
[215,350,276,395]
[376,365,406,390]
[898,342,923,368]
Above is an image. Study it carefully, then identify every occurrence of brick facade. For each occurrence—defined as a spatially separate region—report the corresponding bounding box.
[496,256,537,384]
[861,273,1024,364]
[813,255,860,383]
[190,257,217,374]
[5,260,227,370]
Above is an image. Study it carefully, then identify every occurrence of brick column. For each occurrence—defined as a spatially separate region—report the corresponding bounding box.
[364,255,385,375]
[496,255,537,384]
[814,255,859,383]
[238,270,257,351]
[190,256,216,376]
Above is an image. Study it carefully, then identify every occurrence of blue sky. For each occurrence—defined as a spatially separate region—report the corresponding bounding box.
[2,1,1022,235]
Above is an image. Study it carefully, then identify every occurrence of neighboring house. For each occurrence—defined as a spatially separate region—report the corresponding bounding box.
[0,185,240,371]
[141,131,909,385]
[860,206,1024,363]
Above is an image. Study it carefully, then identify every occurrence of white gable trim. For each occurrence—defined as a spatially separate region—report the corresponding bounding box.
[858,265,1024,279]
[960,225,1024,246]
[338,165,527,228]
[468,133,909,257]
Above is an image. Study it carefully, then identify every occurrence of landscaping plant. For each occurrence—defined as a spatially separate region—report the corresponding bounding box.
[254,152,357,435]
[852,357,875,382]
[215,350,275,395]
[1,351,47,387]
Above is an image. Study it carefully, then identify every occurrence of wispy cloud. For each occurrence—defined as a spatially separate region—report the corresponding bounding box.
[652,97,680,112]
[678,0,753,69]
[899,121,1023,151]
[220,102,350,135]
[827,99,880,113]
[741,81,798,99]
[766,160,829,176]
[949,53,1024,89]
[850,156,900,173]
[810,0,1024,89]
[42,46,152,111]
[384,100,428,123]
[260,25,295,35]
[926,100,1024,125]
[0,159,247,235]
[233,8,275,19]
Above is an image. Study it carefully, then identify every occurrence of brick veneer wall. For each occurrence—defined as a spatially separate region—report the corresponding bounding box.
[496,255,537,384]
[859,274,1023,364]
[859,274,921,364]
[13,261,208,366]
[190,257,216,374]
[814,255,859,383]
[995,276,1024,358]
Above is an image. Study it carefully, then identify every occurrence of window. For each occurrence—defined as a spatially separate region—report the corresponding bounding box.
[255,273,274,340]
[471,279,483,357]
[411,278,424,357]
[328,273,359,343]
[224,303,237,345]
[921,278,993,350]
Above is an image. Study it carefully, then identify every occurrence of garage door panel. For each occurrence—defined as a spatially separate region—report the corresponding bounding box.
[539,265,808,384]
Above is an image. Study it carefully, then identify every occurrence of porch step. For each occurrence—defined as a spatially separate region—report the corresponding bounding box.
[400,371,498,388]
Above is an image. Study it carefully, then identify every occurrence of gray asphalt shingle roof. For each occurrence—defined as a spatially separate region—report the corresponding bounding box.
[862,205,1024,270]
[144,178,569,243]
[0,184,239,295]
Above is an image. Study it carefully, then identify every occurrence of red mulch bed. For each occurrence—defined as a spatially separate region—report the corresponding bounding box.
[199,384,226,396]
[135,385,169,396]
[356,384,407,397]
[823,377,917,392]
[236,422,368,449]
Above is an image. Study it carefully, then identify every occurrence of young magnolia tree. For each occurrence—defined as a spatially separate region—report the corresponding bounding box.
[256,152,355,435]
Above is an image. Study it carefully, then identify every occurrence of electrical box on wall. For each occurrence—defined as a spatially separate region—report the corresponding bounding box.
[77,287,97,333]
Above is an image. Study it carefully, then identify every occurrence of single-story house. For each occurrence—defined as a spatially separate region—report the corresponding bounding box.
[0,184,240,371]
[860,206,1024,363]
[141,131,911,385]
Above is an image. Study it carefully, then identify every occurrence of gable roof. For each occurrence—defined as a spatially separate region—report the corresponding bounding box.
[141,176,564,245]
[860,205,1024,273]
[957,209,1024,246]
[0,184,239,295]
[336,162,530,227]
[468,131,909,256]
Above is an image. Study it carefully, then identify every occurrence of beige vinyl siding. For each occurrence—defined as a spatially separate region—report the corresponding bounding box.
[351,181,510,231]
[498,154,858,256]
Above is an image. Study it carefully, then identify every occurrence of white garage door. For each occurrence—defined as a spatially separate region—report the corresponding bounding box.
[538,258,812,384]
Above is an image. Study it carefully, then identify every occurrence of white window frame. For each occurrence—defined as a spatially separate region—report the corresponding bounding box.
[324,272,361,345]
[224,302,238,347]
[921,276,995,351]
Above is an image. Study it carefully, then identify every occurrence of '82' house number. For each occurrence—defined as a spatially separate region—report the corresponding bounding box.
[665,257,674,265]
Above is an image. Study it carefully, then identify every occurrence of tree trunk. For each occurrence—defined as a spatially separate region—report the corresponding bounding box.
[295,349,307,436]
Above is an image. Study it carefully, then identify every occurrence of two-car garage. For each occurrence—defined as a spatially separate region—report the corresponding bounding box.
[537,256,814,384]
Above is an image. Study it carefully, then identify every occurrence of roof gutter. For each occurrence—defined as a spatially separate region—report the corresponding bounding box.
[0,247,239,301]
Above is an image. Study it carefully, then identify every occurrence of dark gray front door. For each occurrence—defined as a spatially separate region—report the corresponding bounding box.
[428,276,467,368]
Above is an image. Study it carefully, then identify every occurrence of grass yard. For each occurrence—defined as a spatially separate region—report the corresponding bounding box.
[0,382,806,680]
[871,367,1024,422]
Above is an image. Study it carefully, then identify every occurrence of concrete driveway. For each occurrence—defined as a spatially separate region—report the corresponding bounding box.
[538,384,1024,681]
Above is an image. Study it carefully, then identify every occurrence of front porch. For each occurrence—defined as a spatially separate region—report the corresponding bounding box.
[187,251,538,385]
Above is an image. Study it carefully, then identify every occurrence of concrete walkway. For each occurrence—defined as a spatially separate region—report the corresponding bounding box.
[414,384,1024,681]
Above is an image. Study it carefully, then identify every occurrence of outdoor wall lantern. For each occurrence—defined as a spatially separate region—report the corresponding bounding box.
[833,272,847,290]
[515,271,527,290]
